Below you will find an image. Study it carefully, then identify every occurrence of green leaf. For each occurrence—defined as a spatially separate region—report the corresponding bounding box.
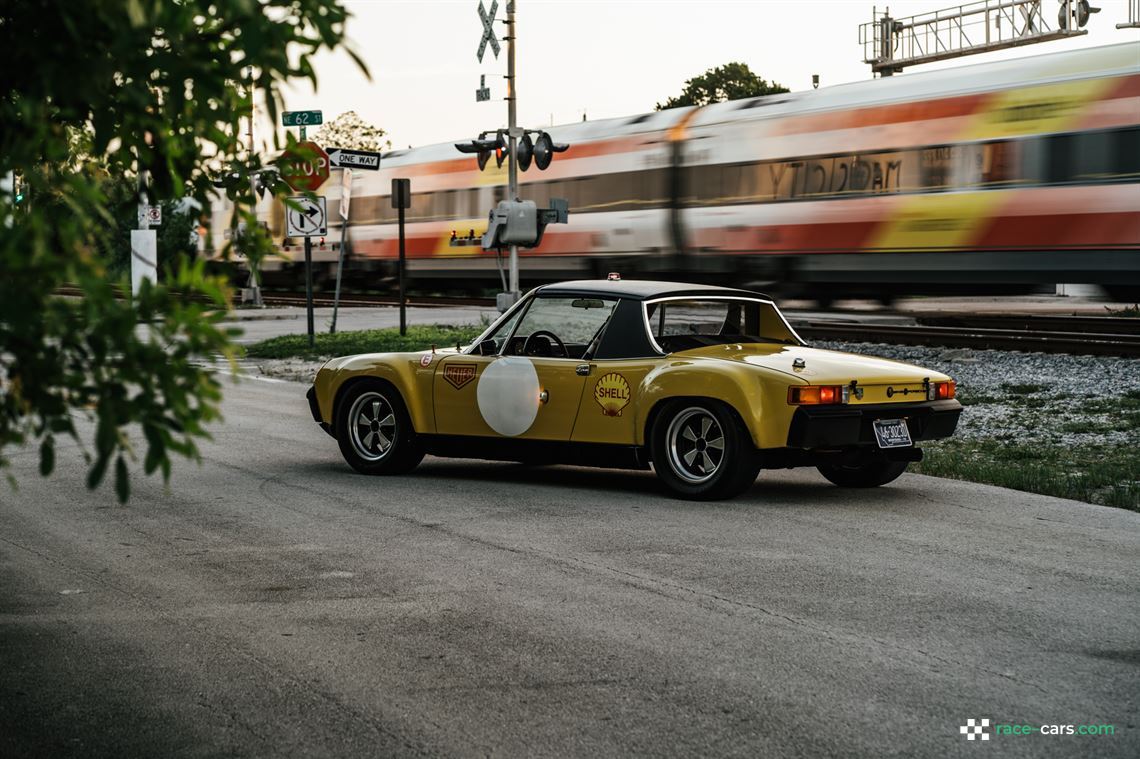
[39,437,55,477]
[87,454,110,490]
[115,456,129,504]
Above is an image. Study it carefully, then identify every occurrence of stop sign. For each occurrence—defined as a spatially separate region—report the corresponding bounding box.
[280,140,329,192]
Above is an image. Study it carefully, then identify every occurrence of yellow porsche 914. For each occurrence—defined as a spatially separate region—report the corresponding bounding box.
[307,279,962,499]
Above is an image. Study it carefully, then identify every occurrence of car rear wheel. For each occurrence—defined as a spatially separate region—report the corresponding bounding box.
[650,400,759,500]
[335,381,424,475]
[817,458,908,488]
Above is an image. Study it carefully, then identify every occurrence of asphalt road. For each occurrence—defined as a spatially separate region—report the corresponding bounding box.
[1,376,1137,758]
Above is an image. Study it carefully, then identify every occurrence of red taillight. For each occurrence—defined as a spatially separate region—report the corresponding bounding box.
[788,385,845,405]
[934,380,956,400]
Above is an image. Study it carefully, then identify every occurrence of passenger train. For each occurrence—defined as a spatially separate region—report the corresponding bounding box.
[217,42,1140,302]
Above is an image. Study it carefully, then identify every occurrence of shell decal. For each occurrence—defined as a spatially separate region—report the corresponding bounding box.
[593,373,631,417]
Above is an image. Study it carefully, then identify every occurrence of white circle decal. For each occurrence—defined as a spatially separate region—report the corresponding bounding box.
[476,357,540,436]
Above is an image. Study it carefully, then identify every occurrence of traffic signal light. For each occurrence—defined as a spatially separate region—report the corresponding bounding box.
[454,131,504,171]
[517,133,534,171]
[455,130,568,172]
[531,131,568,171]
[1058,0,1099,29]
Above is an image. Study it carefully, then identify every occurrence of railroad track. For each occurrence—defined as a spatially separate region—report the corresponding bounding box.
[256,291,495,309]
[793,317,1140,357]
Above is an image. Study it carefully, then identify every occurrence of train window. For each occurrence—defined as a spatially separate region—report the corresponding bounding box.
[1074,131,1112,181]
[1045,133,1077,184]
[981,141,1018,187]
[1019,136,1048,184]
[1115,127,1140,180]
[920,146,954,191]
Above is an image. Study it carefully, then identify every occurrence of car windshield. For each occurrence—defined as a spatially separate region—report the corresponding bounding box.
[645,298,799,353]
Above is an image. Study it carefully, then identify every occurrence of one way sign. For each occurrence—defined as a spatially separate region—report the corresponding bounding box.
[327,148,381,171]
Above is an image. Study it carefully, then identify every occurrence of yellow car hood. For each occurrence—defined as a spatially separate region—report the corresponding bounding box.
[676,343,951,385]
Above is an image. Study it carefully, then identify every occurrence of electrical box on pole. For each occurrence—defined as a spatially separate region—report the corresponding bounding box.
[482,198,569,250]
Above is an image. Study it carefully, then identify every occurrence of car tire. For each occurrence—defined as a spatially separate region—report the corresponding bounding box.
[650,400,759,500]
[817,458,908,488]
[335,380,424,475]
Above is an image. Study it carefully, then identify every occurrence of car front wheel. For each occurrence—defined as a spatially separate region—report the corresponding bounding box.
[817,458,908,488]
[335,381,424,475]
[650,400,759,500]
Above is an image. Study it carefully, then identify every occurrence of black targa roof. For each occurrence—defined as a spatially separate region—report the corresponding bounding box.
[524,280,776,359]
[534,280,773,302]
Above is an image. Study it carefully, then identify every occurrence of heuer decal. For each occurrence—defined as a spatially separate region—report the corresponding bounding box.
[443,363,477,390]
[593,372,631,417]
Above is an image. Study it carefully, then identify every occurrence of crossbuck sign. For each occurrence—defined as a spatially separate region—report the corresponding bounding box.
[477,0,500,62]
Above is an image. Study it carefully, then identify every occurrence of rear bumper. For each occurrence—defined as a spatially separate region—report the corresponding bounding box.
[786,399,962,449]
[307,386,335,437]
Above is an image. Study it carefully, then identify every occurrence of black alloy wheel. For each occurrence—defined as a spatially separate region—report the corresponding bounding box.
[335,381,424,475]
[651,400,759,500]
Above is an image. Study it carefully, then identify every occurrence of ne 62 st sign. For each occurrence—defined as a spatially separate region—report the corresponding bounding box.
[279,141,329,192]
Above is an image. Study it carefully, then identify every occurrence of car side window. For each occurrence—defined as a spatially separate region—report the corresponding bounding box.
[470,307,525,355]
[504,296,617,359]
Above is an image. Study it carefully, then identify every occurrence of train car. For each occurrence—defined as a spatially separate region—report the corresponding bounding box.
[237,41,1140,302]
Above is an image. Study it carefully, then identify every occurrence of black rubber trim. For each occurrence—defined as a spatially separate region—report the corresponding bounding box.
[307,386,335,438]
[786,399,962,449]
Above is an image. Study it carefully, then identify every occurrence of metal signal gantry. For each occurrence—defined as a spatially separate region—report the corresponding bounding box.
[860,1,1098,77]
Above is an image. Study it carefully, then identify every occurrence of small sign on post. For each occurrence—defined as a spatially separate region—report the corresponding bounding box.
[286,196,328,237]
[339,170,353,221]
[138,205,162,225]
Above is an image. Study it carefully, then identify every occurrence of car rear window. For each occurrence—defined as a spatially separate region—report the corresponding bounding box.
[645,298,799,352]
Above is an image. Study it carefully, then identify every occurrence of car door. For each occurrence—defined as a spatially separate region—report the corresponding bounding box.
[432,295,616,441]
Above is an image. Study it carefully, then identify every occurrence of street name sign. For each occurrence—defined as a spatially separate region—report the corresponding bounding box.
[282,110,323,127]
[327,148,381,171]
[280,140,330,192]
[286,196,328,237]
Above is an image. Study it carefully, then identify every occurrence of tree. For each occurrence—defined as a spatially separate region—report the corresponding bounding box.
[313,111,390,153]
[655,62,789,110]
[0,1,364,502]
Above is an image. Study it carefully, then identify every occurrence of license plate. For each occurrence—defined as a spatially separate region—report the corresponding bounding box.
[873,418,912,449]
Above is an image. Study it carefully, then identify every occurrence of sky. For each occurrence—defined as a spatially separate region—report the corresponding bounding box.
[278,0,1139,151]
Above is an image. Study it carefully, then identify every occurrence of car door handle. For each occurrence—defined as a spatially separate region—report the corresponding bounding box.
[576,364,592,376]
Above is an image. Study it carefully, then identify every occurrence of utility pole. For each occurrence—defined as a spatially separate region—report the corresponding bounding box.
[505,0,520,302]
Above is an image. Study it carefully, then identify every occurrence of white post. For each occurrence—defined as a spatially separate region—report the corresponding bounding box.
[132,169,157,296]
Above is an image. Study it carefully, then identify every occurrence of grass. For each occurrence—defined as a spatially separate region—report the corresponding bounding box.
[999,382,1050,395]
[244,324,485,361]
[914,436,1140,511]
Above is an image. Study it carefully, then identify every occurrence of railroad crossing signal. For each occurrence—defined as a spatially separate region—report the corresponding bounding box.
[286,196,327,237]
[477,0,500,62]
[279,140,329,192]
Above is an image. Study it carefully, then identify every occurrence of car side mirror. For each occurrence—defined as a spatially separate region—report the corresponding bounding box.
[476,339,498,356]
